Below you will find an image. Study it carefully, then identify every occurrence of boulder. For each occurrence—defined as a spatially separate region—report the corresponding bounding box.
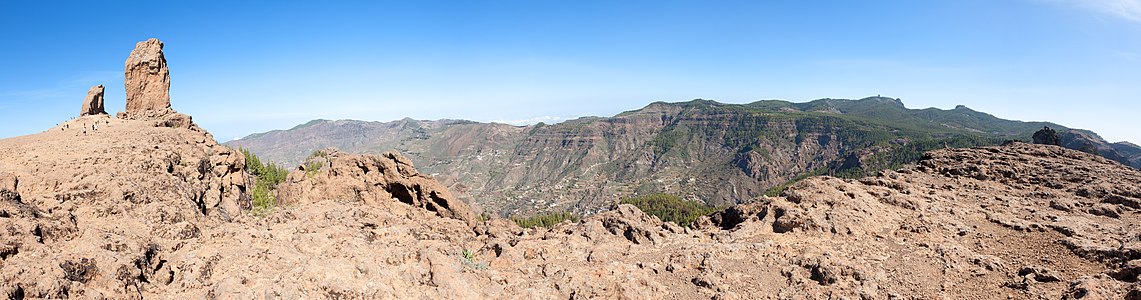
[79,85,106,116]
[594,204,667,245]
[122,38,171,119]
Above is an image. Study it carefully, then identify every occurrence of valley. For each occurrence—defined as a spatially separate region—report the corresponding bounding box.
[230,98,1141,217]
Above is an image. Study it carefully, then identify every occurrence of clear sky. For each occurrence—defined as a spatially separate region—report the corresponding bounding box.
[1,1,1139,143]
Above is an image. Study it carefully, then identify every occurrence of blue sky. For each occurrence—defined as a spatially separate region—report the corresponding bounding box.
[1,1,1139,143]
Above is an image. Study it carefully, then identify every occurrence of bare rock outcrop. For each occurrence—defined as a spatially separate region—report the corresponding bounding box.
[591,203,673,245]
[120,38,172,120]
[0,114,249,298]
[278,148,478,225]
[109,39,213,141]
[78,85,105,116]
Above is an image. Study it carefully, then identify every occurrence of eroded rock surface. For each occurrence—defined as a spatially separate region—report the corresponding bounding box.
[278,148,477,225]
[698,142,1140,298]
[0,114,249,298]
[121,38,172,120]
[79,85,105,116]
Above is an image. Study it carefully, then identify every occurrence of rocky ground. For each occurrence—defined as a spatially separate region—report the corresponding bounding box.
[1,110,1139,299]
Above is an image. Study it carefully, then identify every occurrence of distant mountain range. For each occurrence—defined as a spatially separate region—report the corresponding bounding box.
[226,97,1141,216]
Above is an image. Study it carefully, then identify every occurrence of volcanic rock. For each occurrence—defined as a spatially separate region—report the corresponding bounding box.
[0,113,250,297]
[278,148,478,225]
[78,85,106,116]
[121,38,172,119]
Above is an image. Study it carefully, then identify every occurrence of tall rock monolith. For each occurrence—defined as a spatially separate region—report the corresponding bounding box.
[122,38,171,119]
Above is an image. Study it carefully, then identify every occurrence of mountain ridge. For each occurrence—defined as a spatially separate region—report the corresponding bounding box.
[228,97,1141,216]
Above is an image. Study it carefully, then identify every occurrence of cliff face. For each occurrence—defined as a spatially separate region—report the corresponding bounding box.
[229,101,870,216]
[484,102,854,215]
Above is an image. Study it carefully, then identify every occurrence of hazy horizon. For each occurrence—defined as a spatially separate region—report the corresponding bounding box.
[2,1,1139,143]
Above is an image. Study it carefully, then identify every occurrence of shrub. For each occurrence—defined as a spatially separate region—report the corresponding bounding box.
[459,248,487,270]
[308,149,329,159]
[763,186,788,198]
[304,161,324,177]
[303,150,328,177]
[620,193,717,228]
[512,212,579,228]
[250,179,275,215]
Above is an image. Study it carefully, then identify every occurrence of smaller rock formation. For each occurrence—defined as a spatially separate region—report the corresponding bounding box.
[121,38,172,120]
[278,148,478,225]
[1033,126,1061,146]
[592,204,677,245]
[79,85,106,116]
